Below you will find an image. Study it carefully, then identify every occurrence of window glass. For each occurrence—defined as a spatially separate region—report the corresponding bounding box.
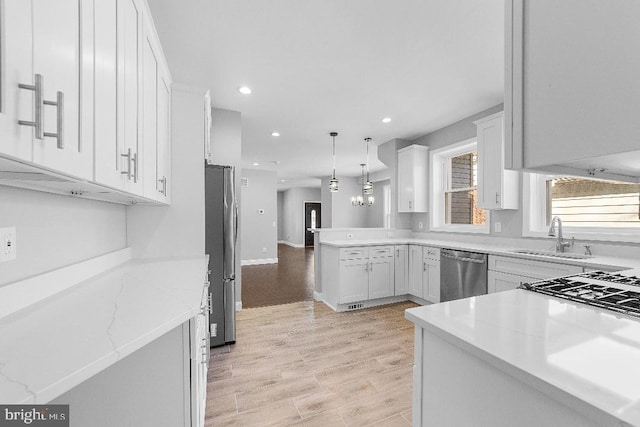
[545,177,640,228]
[311,210,316,229]
[445,151,486,225]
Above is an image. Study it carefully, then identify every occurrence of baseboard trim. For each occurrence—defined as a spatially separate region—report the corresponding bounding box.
[241,258,278,266]
[313,291,323,301]
[235,301,242,312]
[278,240,306,248]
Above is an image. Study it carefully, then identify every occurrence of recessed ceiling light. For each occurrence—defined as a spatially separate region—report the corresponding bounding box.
[382,117,392,123]
[280,179,285,182]
[252,162,259,166]
[237,86,252,95]
[271,132,280,137]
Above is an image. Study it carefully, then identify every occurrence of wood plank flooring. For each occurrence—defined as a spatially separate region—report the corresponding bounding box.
[206,300,418,426]
[242,244,315,308]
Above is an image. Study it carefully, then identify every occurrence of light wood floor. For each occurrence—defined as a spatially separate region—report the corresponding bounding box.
[206,300,418,426]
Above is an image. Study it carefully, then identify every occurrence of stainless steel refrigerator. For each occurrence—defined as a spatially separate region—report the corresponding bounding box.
[205,164,237,347]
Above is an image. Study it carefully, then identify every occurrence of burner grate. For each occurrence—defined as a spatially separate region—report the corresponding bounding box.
[521,271,640,319]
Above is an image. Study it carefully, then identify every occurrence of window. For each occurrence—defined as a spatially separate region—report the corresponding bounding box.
[524,173,640,241]
[383,184,391,229]
[430,139,489,233]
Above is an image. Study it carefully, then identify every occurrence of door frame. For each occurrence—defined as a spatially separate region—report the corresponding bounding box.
[302,200,321,247]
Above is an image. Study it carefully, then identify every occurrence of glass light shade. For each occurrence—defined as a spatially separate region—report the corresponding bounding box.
[329,178,339,192]
[368,196,375,206]
[363,181,373,195]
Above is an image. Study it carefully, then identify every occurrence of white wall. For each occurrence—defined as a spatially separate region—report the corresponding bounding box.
[365,179,389,228]
[240,169,278,262]
[127,87,206,259]
[279,187,321,246]
[277,191,285,241]
[0,187,126,286]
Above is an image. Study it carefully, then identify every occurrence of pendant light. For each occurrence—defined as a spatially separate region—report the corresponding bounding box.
[363,138,373,195]
[329,132,339,192]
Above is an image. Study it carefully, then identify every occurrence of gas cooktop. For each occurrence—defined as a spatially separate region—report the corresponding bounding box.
[520,271,640,319]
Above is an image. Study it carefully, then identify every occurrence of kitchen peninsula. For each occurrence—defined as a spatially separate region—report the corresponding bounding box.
[405,287,640,427]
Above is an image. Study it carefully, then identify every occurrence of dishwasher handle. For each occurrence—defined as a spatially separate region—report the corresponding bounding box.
[440,252,486,264]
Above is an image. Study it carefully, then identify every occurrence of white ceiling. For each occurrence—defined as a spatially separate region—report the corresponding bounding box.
[148,0,505,189]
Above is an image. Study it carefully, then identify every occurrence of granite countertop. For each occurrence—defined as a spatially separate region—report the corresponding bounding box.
[405,290,640,426]
[0,255,208,404]
[320,237,640,271]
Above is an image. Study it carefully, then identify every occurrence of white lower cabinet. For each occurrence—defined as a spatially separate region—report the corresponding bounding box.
[337,246,394,304]
[394,245,409,295]
[408,245,424,298]
[423,248,441,303]
[190,285,210,427]
[488,255,584,294]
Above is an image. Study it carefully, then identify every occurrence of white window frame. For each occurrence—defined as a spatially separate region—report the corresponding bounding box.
[523,173,640,243]
[430,138,490,234]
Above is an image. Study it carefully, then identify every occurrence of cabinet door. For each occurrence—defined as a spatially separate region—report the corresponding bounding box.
[156,68,171,202]
[477,115,503,210]
[408,245,423,298]
[117,0,143,194]
[394,246,408,296]
[0,0,33,161]
[141,21,159,200]
[369,257,394,300]
[488,271,536,294]
[94,0,127,189]
[423,259,440,303]
[32,0,93,179]
[508,0,640,170]
[338,259,369,304]
[397,149,413,212]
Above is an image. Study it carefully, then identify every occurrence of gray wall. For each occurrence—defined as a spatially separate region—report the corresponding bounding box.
[127,87,206,259]
[320,175,369,228]
[365,179,390,228]
[0,187,126,286]
[240,169,278,261]
[279,187,321,246]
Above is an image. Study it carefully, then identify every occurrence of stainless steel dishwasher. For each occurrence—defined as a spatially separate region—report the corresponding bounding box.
[440,249,488,302]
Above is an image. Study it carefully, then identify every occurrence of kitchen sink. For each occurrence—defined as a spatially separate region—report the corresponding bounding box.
[509,249,594,260]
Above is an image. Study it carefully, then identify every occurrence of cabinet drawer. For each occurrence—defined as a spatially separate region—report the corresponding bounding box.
[488,255,583,279]
[423,246,440,261]
[339,247,369,260]
[369,246,393,258]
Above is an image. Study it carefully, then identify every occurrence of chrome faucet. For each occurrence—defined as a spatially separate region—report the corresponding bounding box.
[548,216,574,252]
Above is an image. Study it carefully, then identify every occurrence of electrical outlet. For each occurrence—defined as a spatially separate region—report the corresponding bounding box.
[495,222,502,233]
[418,221,424,229]
[346,233,354,239]
[262,247,267,253]
[0,227,16,262]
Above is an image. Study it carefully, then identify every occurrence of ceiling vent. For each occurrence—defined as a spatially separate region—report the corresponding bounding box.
[241,177,249,187]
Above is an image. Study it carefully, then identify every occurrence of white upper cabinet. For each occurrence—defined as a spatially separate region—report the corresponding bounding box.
[0,0,171,204]
[94,0,126,190]
[475,112,518,210]
[1,0,93,180]
[505,0,640,183]
[397,145,429,213]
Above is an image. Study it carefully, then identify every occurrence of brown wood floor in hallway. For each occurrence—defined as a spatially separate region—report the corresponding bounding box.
[206,300,418,426]
[242,244,315,308]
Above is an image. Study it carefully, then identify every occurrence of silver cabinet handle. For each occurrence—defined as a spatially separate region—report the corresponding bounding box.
[18,74,44,139]
[43,91,64,149]
[370,262,373,271]
[409,200,412,210]
[132,151,138,183]
[208,294,213,314]
[121,148,132,179]
[495,192,500,205]
[158,176,167,195]
[423,262,427,272]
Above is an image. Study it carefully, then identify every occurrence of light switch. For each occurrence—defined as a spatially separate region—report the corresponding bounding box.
[0,227,16,262]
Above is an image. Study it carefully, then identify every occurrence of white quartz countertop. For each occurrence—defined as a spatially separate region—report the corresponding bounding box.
[406,290,640,426]
[0,255,208,404]
[321,237,640,271]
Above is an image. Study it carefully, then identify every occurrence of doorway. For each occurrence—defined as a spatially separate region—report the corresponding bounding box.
[304,201,321,246]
